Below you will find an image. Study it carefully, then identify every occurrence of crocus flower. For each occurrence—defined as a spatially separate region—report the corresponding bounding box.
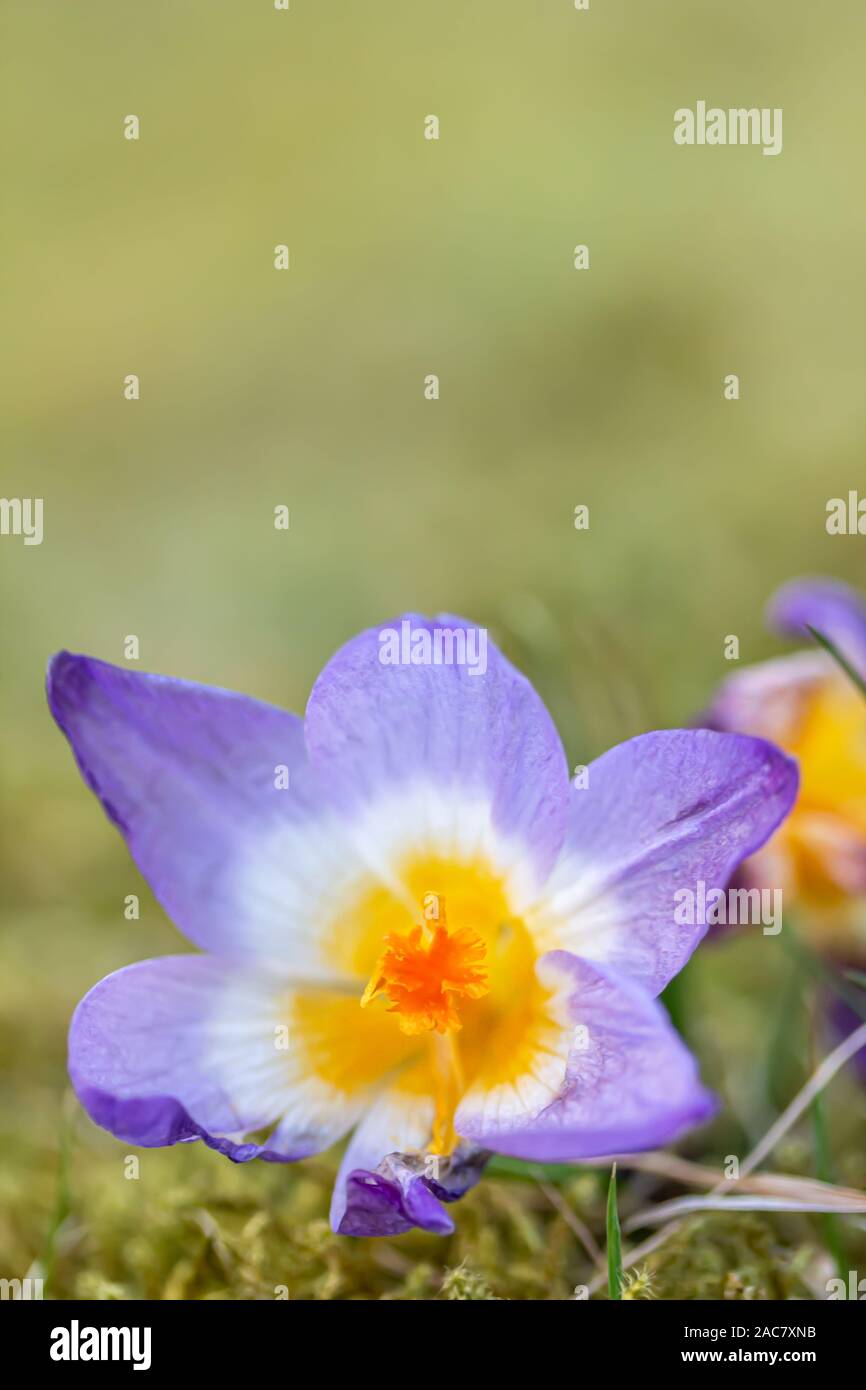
[706,578,866,956]
[48,617,797,1237]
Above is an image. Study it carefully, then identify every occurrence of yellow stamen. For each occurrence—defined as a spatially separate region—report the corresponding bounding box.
[429,1031,465,1154]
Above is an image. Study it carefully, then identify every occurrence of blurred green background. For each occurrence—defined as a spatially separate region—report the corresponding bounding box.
[2,0,865,1298]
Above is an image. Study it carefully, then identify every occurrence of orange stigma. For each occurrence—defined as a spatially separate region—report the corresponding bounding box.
[360,897,489,1035]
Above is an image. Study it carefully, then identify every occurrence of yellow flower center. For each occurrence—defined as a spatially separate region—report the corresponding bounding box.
[360,898,490,1036]
[749,673,866,960]
[780,677,866,921]
[360,895,497,1153]
[288,857,557,1159]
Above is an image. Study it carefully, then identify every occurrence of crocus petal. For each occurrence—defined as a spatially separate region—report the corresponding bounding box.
[455,952,715,1159]
[793,812,866,898]
[768,577,866,678]
[704,651,828,744]
[304,614,570,899]
[531,729,798,994]
[47,653,363,974]
[329,1087,445,1236]
[69,956,363,1160]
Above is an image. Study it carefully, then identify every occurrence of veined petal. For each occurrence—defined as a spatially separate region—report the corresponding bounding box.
[304,614,570,897]
[455,952,715,1159]
[68,956,367,1160]
[47,653,364,974]
[768,576,866,678]
[530,730,798,994]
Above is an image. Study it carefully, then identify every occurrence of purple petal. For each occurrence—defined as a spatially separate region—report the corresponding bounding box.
[456,952,716,1159]
[69,955,358,1159]
[329,1088,486,1236]
[304,615,570,893]
[334,1148,488,1238]
[535,729,798,994]
[336,1159,455,1238]
[768,577,866,678]
[47,653,361,971]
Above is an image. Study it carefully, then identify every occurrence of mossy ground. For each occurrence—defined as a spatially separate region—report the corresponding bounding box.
[2,1090,862,1300]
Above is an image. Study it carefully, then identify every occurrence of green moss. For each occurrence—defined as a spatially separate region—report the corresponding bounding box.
[645,1215,814,1301]
[4,1100,855,1300]
[440,1263,499,1300]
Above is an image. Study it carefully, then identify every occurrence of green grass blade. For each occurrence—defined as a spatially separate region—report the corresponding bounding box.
[606,1163,623,1300]
[764,952,807,1110]
[486,1155,602,1185]
[40,1090,74,1295]
[811,1088,847,1282]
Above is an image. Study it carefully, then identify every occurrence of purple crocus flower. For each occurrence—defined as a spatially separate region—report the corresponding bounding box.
[706,578,866,935]
[705,577,866,1076]
[48,616,797,1237]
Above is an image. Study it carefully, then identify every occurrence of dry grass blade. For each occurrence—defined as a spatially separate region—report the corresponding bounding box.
[627,1189,866,1230]
[537,1180,602,1263]
[737,1020,866,1178]
[596,1152,865,1204]
[585,1019,866,1295]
